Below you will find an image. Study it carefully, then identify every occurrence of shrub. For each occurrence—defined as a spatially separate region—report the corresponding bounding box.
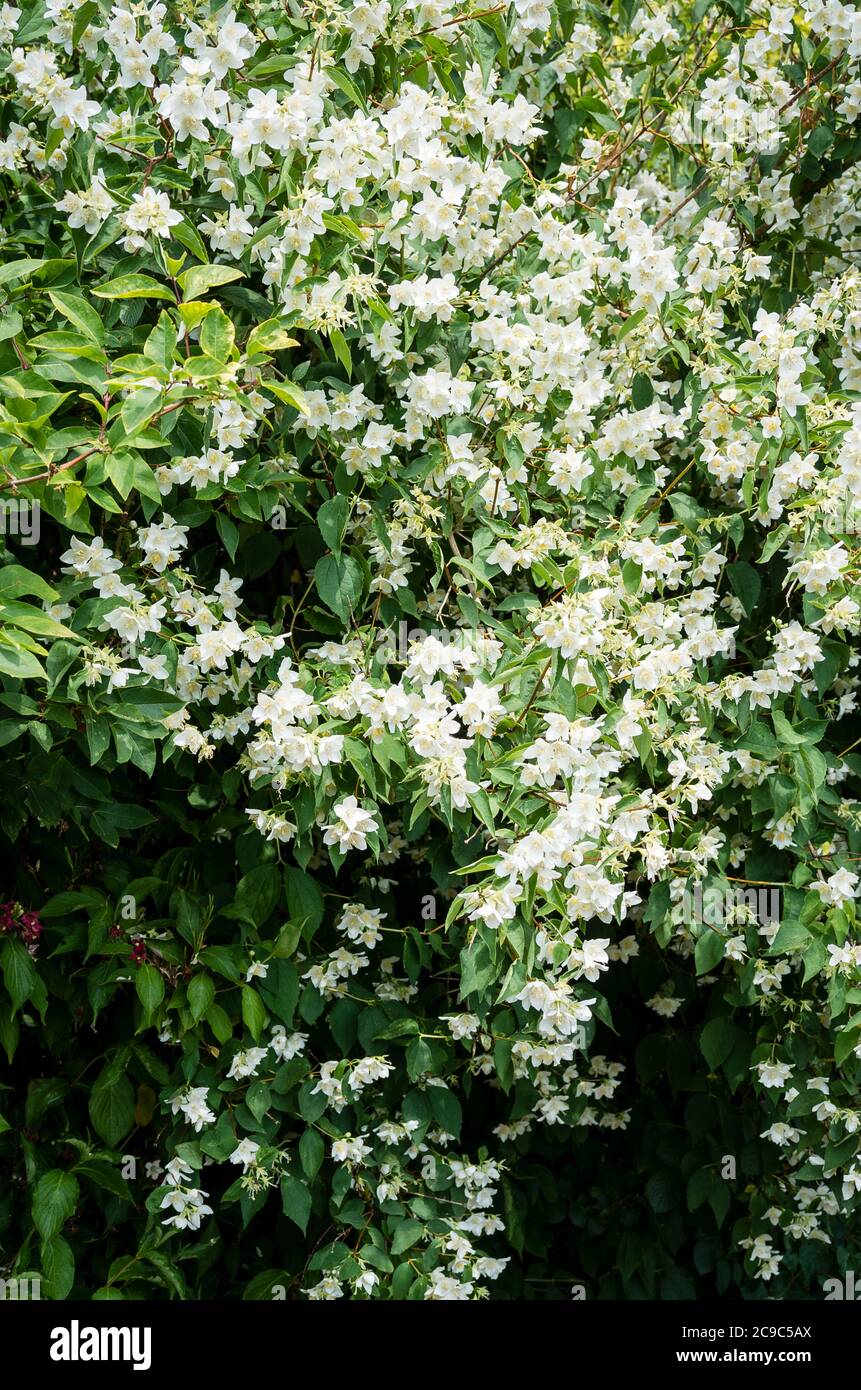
[1,0,860,1301]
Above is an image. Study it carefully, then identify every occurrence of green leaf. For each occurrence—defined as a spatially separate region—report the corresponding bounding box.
[645,1170,676,1214]
[0,258,45,287]
[329,327,352,375]
[89,1068,136,1147]
[727,561,761,616]
[48,289,104,344]
[178,264,245,299]
[284,866,325,933]
[188,972,215,1023]
[700,1017,739,1071]
[206,1001,233,1043]
[314,553,363,623]
[75,1159,134,1202]
[41,1233,76,1299]
[246,1079,271,1122]
[200,308,235,362]
[93,275,175,302]
[0,565,58,602]
[694,930,725,975]
[323,65,368,112]
[768,919,810,953]
[317,494,350,555]
[622,558,642,595]
[245,318,299,355]
[617,307,648,341]
[391,1218,423,1255]
[835,1023,861,1067]
[631,373,654,409]
[172,218,208,263]
[299,1128,324,1182]
[71,0,98,46]
[1,938,36,1013]
[261,379,307,412]
[32,1171,79,1241]
[242,986,267,1041]
[144,1249,187,1299]
[686,1166,711,1212]
[758,525,790,563]
[258,959,299,1027]
[321,212,368,244]
[772,709,807,748]
[135,963,165,1022]
[233,863,280,925]
[429,1086,462,1138]
[280,1175,312,1233]
[802,938,828,983]
[0,642,46,680]
[374,1017,420,1041]
[199,945,241,982]
[143,312,176,371]
[121,385,162,436]
[459,936,496,997]
[0,599,75,638]
[216,511,239,560]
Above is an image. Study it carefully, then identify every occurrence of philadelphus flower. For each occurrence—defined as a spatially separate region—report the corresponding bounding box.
[322,795,380,853]
[570,937,611,983]
[443,1014,481,1041]
[756,1061,793,1089]
[270,1027,308,1061]
[55,170,113,232]
[337,903,385,946]
[331,1135,372,1164]
[813,867,859,908]
[227,1047,268,1080]
[160,1185,213,1231]
[646,994,683,1018]
[120,186,182,251]
[761,1123,802,1146]
[170,1087,215,1131]
[306,1276,344,1301]
[353,1269,379,1296]
[229,1139,260,1169]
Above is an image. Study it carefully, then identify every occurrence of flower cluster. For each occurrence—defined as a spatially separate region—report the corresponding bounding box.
[2,0,861,1302]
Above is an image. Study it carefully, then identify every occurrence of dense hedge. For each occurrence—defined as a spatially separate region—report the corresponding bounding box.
[1,0,861,1300]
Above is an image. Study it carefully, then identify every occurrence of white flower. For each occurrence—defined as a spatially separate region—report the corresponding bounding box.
[646,994,683,1018]
[761,1122,801,1146]
[270,1027,308,1061]
[756,1061,792,1089]
[226,1047,269,1081]
[120,187,181,251]
[229,1139,260,1169]
[322,795,380,853]
[331,1135,372,1164]
[160,1185,213,1231]
[170,1086,215,1131]
[814,868,858,908]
